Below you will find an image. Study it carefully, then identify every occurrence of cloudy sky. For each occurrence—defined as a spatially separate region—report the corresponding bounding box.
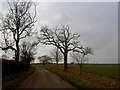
[0,0,118,63]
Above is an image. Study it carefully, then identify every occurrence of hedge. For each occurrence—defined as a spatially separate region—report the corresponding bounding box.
[2,59,29,77]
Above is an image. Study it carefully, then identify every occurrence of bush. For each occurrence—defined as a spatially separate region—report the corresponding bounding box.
[2,60,29,78]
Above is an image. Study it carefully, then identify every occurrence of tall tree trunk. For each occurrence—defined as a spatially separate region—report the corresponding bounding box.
[79,64,82,75]
[15,41,19,62]
[56,47,58,67]
[57,61,58,67]
[79,55,84,74]
[77,59,82,75]
[64,52,68,71]
[57,61,58,69]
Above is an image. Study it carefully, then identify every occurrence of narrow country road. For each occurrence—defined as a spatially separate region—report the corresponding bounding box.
[19,65,76,88]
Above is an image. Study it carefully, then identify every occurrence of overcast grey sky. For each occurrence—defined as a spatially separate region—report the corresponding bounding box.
[0,1,118,63]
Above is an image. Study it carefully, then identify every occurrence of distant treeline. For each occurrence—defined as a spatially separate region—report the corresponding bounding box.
[2,59,29,78]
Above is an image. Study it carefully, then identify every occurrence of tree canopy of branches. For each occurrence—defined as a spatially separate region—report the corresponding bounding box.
[20,41,37,66]
[38,55,52,66]
[50,47,63,66]
[0,1,37,61]
[39,25,82,71]
[73,47,93,74]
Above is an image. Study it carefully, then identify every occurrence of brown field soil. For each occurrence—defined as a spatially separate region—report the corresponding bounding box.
[50,66,120,89]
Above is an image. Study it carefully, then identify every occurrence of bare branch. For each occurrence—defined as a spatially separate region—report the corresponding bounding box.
[50,47,63,65]
[39,25,82,70]
[0,0,37,61]
[0,45,16,51]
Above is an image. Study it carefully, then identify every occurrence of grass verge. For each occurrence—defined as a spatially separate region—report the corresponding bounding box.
[45,66,114,89]
[2,65,35,89]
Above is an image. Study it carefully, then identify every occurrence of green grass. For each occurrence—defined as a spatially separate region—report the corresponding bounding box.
[48,64,119,80]
[47,67,107,89]
[3,65,35,88]
[45,64,120,89]
[68,64,119,80]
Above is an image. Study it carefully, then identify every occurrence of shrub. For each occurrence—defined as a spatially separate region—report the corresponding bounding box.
[2,60,29,78]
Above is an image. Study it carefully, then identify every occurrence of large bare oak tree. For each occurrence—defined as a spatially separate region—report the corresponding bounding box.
[0,1,36,61]
[39,25,82,71]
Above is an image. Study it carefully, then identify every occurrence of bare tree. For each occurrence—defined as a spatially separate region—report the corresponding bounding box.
[0,1,37,61]
[50,47,63,67]
[38,25,82,71]
[38,55,52,66]
[20,41,37,67]
[73,47,93,74]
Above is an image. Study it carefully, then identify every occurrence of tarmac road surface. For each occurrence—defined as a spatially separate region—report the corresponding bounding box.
[19,65,76,88]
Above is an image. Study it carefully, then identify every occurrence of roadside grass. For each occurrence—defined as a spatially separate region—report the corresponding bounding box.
[2,65,35,88]
[45,64,120,89]
[50,69,107,89]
